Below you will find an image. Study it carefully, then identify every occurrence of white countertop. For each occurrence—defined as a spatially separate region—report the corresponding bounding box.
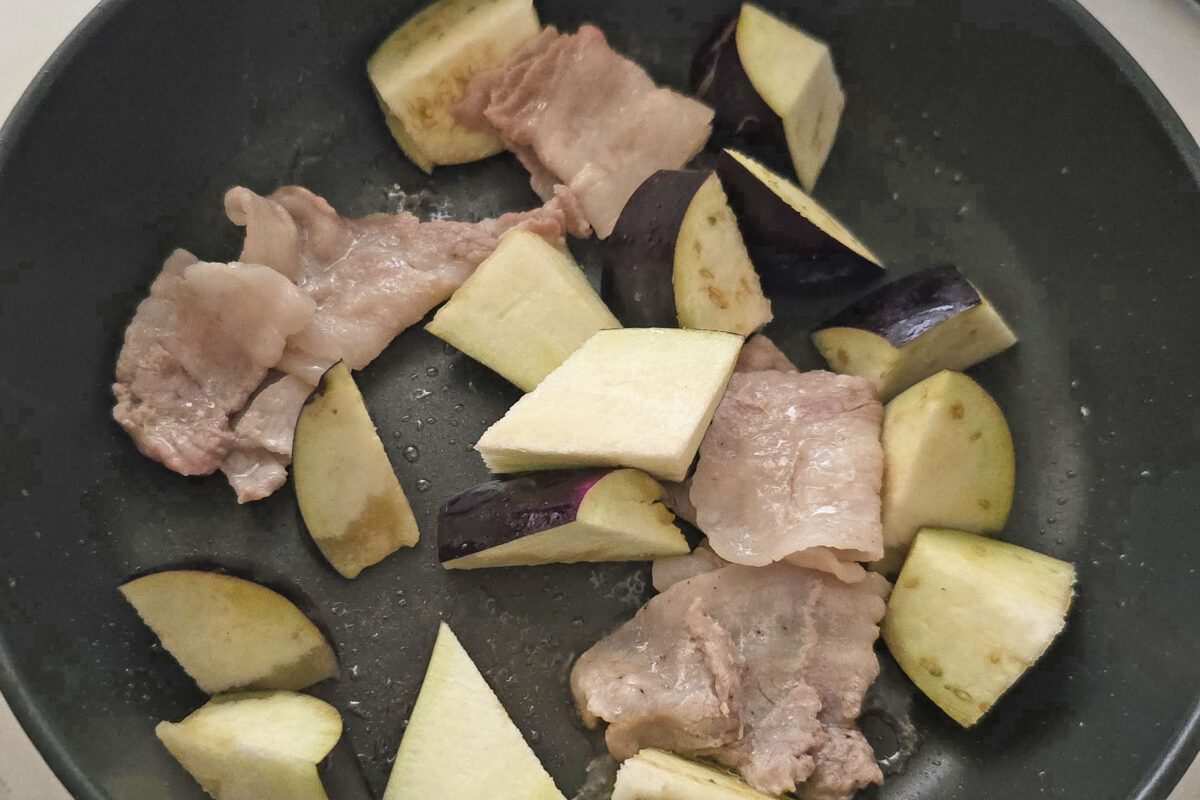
[1,0,1199,798]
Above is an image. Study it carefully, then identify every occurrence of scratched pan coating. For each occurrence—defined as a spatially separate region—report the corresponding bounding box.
[0,0,1198,798]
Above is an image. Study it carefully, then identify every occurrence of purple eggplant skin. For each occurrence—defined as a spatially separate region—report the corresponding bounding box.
[437,469,614,563]
[716,150,884,294]
[601,169,712,328]
[690,16,793,175]
[818,266,983,347]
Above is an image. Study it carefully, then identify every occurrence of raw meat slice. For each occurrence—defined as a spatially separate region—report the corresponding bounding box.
[456,26,714,238]
[221,374,314,503]
[690,370,884,566]
[225,185,589,385]
[571,562,886,797]
[112,250,315,475]
[653,539,866,591]
[734,334,797,373]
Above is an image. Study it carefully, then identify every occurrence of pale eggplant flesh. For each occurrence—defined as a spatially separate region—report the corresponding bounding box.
[716,149,884,294]
[820,265,982,347]
[602,170,711,328]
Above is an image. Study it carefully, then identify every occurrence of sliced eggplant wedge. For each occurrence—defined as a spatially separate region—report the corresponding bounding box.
[694,4,845,190]
[438,468,688,569]
[878,370,1015,574]
[603,169,772,336]
[882,528,1076,727]
[613,748,774,800]
[367,0,541,172]
[427,231,620,392]
[716,149,884,294]
[474,328,743,482]
[812,266,1017,400]
[293,363,420,579]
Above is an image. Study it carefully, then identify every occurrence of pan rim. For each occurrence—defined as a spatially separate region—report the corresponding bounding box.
[0,0,1197,798]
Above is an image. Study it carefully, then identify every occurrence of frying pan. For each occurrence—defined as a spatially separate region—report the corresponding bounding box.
[1,0,1198,798]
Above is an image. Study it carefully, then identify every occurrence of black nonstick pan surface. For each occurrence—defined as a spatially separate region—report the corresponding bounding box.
[1,0,1198,798]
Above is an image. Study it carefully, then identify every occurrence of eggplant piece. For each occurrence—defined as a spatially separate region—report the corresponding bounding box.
[613,748,773,800]
[877,370,1015,574]
[439,468,688,569]
[474,328,743,482]
[881,528,1076,727]
[693,4,845,191]
[603,170,772,336]
[427,230,621,391]
[293,362,420,579]
[383,623,567,800]
[812,266,1017,400]
[119,571,339,694]
[367,0,541,172]
[716,149,884,294]
[157,691,342,800]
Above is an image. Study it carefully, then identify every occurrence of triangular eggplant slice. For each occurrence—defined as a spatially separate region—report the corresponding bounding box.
[716,149,885,294]
[812,266,1017,400]
[439,469,689,569]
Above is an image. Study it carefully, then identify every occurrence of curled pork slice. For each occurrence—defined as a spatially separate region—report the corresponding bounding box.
[654,540,867,591]
[220,374,314,502]
[691,370,884,566]
[225,185,589,385]
[112,250,315,476]
[456,26,714,238]
[571,562,887,797]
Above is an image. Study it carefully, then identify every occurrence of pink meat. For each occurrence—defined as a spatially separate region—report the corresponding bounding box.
[456,26,714,238]
[734,334,798,373]
[220,374,314,503]
[112,250,315,475]
[571,562,888,797]
[690,371,884,566]
[654,540,868,591]
[225,185,589,385]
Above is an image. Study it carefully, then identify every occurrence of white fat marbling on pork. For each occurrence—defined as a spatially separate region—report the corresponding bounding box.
[220,373,313,503]
[112,250,315,476]
[456,26,713,238]
[690,370,884,566]
[571,562,888,797]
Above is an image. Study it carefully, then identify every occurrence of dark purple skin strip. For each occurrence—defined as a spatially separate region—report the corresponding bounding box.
[437,469,614,563]
[602,169,712,328]
[715,151,885,294]
[818,265,982,347]
[691,15,790,162]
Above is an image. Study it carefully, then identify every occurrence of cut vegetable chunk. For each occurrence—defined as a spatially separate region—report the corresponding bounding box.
[383,623,566,800]
[367,0,541,172]
[878,370,1015,575]
[119,571,338,694]
[604,170,772,336]
[613,749,775,800]
[156,691,341,800]
[293,363,420,579]
[812,266,1017,400]
[882,528,1075,727]
[439,468,688,569]
[717,150,884,294]
[475,328,743,482]
[694,4,844,190]
[427,231,620,391]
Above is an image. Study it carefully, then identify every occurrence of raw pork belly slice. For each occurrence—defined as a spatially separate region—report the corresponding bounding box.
[112,250,315,476]
[456,25,714,238]
[220,373,314,502]
[690,371,884,566]
[571,562,888,797]
[224,185,588,385]
[734,334,798,373]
